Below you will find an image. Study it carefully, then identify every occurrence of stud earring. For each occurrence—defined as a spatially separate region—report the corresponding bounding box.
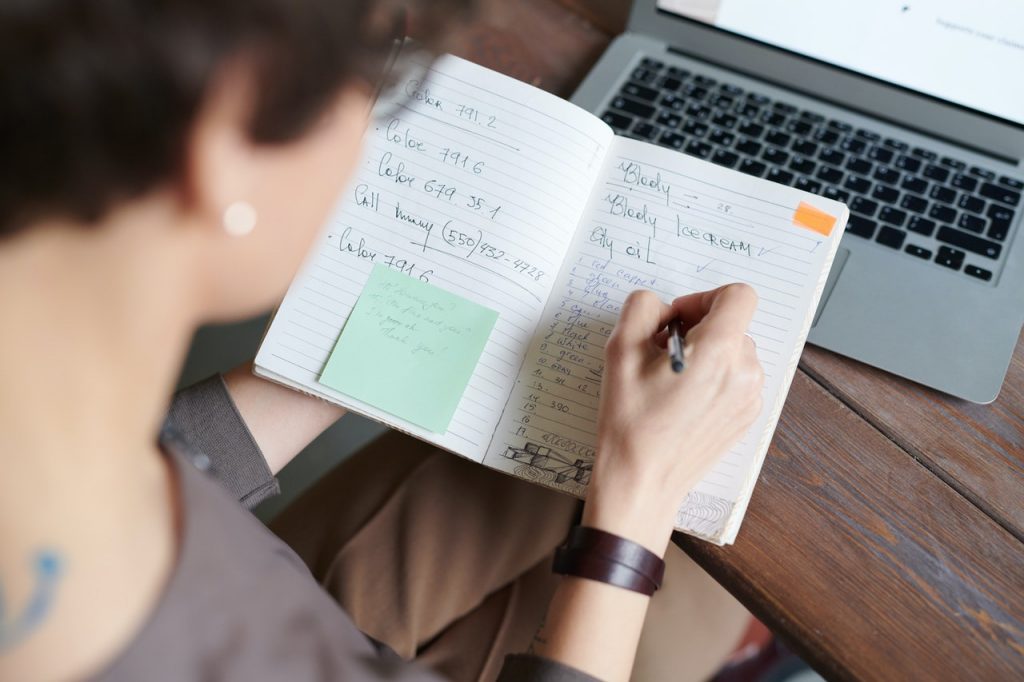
[222,201,257,237]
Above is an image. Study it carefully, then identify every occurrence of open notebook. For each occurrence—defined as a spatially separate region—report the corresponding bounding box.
[255,52,848,545]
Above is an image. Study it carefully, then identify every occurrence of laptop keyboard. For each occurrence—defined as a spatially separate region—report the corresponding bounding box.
[601,57,1022,283]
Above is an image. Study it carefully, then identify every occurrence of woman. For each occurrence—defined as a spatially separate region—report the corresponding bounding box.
[0,1,764,680]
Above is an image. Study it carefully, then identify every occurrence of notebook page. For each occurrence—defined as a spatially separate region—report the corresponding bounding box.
[255,53,613,462]
[483,136,847,542]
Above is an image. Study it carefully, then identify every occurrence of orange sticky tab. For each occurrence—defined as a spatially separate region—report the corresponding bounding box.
[792,201,836,236]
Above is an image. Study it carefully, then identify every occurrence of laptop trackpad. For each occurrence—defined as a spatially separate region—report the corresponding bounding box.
[811,247,850,328]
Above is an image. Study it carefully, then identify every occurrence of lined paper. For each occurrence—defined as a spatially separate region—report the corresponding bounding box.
[483,136,847,542]
[255,53,612,461]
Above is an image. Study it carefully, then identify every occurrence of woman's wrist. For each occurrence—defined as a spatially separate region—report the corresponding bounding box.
[581,479,678,557]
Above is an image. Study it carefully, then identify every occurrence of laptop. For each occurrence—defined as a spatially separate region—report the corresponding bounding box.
[570,0,1024,403]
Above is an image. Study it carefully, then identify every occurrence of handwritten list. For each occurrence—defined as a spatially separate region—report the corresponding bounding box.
[255,52,613,460]
[483,136,840,542]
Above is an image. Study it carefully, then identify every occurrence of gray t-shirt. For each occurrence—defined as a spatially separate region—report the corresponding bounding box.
[90,377,595,682]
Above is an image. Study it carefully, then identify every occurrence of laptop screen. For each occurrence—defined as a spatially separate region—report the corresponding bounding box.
[656,0,1024,127]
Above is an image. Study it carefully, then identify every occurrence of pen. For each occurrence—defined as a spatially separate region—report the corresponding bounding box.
[668,319,685,373]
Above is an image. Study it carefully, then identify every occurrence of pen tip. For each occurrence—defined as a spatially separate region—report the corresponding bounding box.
[671,359,684,373]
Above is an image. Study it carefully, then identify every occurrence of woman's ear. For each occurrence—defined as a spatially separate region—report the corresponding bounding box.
[178,63,259,234]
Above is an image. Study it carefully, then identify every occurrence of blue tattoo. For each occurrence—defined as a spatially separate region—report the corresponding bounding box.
[0,549,65,650]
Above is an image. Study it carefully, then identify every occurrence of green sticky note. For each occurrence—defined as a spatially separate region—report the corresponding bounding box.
[319,264,499,433]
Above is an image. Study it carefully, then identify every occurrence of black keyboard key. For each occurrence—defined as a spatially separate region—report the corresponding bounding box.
[844,175,871,193]
[940,156,966,170]
[846,215,877,238]
[711,149,740,168]
[766,167,794,185]
[658,131,687,150]
[656,111,682,128]
[868,146,894,164]
[612,96,655,118]
[792,140,818,156]
[760,111,786,127]
[841,137,867,154]
[682,120,709,137]
[789,156,816,175]
[800,110,825,123]
[738,121,765,138]
[686,140,713,159]
[900,195,928,213]
[820,148,846,166]
[988,204,1014,221]
[929,204,957,224]
[986,205,1015,240]
[876,226,906,249]
[894,155,922,173]
[686,103,713,120]
[747,92,770,105]
[640,57,664,70]
[667,66,689,78]
[905,244,931,259]
[795,177,822,193]
[765,130,792,147]
[856,128,881,142]
[660,94,685,111]
[631,122,660,141]
[851,196,879,217]
[846,158,873,175]
[951,173,978,192]
[786,119,813,136]
[958,195,985,214]
[813,128,840,145]
[735,138,762,156]
[602,111,633,130]
[738,158,767,177]
[879,206,907,227]
[964,265,993,281]
[884,138,910,151]
[980,182,1021,206]
[936,226,1001,259]
[970,166,996,180]
[828,119,853,132]
[907,216,936,236]
[622,82,659,101]
[823,186,850,203]
[631,67,657,83]
[763,147,789,165]
[929,185,957,204]
[657,76,683,92]
[709,95,734,110]
[712,112,738,128]
[720,83,744,96]
[693,74,717,86]
[874,166,901,185]
[773,101,798,115]
[901,176,928,194]
[923,164,950,182]
[817,166,844,184]
[958,213,986,233]
[935,245,965,270]
[1000,176,1024,190]
[735,102,760,118]
[708,128,735,146]
[872,185,899,204]
[912,147,938,161]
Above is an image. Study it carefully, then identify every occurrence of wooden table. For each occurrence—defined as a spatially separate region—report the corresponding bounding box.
[446,1,1024,678]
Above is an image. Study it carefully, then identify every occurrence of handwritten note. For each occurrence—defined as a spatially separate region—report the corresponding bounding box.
[483,135,846,542]
[255,51,612,459]
[319,265,498,433]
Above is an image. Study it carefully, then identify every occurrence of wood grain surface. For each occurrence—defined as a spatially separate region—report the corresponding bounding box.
[450,1,1024,678]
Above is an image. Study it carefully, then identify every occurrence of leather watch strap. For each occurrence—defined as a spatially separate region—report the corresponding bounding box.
[552,526,666,596]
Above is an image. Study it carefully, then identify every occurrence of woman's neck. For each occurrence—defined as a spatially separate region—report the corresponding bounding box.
[0,206,202,679]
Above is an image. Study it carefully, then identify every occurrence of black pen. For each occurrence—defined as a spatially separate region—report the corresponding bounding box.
[668,319,685,373]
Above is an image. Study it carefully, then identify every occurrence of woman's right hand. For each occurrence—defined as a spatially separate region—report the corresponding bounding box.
[582,284,765,554]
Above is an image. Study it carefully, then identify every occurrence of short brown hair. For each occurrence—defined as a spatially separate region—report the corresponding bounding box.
[0,0,470,234]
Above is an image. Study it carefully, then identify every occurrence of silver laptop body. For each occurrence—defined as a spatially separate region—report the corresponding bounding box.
[571,0,1024,403]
